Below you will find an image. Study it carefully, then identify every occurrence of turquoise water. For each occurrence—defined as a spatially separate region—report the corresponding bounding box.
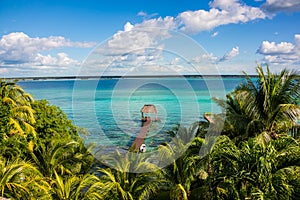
[19,78,245,150]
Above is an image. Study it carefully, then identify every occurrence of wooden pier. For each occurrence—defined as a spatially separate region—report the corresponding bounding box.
[130,117,152,151]
[204,113,215,124]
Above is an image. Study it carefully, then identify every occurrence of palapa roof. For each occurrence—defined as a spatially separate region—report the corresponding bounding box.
[141,104,157,114]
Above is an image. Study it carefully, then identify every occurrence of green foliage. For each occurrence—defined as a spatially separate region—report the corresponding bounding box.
[156,123,205,200]
[29,99,94,176]
[0,135,29,160]
[0,80,95,198]
[31,138,87,178]
[51,171,104,200]
[0,100,11,138]
[208,135,300,199]
[0,158,50,199]
[31,99,80,140]
[99,151,164,200]
[215,65,300,141]
[0,79,36,138]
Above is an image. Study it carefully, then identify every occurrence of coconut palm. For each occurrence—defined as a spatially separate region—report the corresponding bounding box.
[0,158,50,199]
[98,151,164,200]
[156,124,205,200]
[215,65,300,140]
[157,142,198,200]
[30,137,92,178]
[0,79,36,138]
[50,171,104,200]
[209,135,300,199]
[0,79,34,105]
[213,92,255,140]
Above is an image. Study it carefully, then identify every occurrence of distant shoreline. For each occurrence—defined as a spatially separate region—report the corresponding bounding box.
[2,74,259,81]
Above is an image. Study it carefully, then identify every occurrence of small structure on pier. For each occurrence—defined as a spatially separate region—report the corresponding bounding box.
[141,104,158,121]
[130,104,159,152]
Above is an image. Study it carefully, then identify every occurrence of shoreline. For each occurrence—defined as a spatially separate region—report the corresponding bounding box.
[2,74,259,81]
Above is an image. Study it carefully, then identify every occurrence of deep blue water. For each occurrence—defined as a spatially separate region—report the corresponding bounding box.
[19,77,245,150]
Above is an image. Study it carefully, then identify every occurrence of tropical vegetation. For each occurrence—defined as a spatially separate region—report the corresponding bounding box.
[0,64,299,199]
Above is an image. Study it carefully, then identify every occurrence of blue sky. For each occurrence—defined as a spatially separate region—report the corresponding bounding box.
[0,0,299,77]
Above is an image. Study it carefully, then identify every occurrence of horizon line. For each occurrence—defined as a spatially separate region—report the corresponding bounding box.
[1,74,259,80]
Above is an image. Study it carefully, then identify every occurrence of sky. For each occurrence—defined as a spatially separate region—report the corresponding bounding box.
[0,0,300,77]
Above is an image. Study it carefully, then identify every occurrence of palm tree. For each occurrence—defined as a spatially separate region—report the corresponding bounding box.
[0,79,36,138]
[0,100,11,138]
[29,99,94,176]
[156,124,205,200]
[0,134,32,161]
[98,151,164,200]
[209,135,300,199]
[0,158,50,199]
[30,137,92,178]
[215,65,300,140]
[50,170,104,200]
[0,79,34,105]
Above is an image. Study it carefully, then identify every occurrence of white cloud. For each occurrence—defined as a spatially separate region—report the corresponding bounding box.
[86,0,266,75]
[137,11,158,19]
[1,0,282,76]
[0,32,95,68]
[129,0,267,35]
[57,52,80,67]
[211,32,219,37]
[192,46,241,65]
[137,11,147,17]
[5,51,80,69]
[257,34,300,65]
[137,16,178,30]
[124,22,134,32]
[171,57,181,65]
[0,68,9,74]
[34,53,58,66]
[98,27,169,57]
[219,46,240,62]
[191,47,239,66]
[295,34,300,46]
[192,53,219,63]
[262,0,300,13]
[178,0,266,33]
[257,41,294,54]
[91,23,173,75]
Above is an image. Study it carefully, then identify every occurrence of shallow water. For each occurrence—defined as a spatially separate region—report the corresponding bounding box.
[19,77,245,150]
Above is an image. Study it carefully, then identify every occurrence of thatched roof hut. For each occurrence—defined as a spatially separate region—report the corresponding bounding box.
[141,104,157,114]
[141,104,158,121]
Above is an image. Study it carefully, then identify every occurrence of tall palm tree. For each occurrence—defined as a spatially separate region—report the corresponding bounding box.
[98,151,164,200]
[0,79,36,138]
[209,135,300,199]
[215,65,300,140]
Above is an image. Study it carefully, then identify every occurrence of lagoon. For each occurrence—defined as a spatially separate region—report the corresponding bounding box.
[19,77,245,151]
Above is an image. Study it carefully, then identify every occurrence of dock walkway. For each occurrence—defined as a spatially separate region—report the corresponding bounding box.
[204,113,214,124]
[131,117,152,151]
